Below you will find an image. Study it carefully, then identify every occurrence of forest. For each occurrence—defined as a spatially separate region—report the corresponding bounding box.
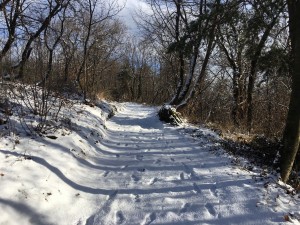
[0,0,299,189]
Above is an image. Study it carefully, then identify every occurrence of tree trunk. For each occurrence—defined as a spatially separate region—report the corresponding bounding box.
[0,0,21,62]
[169,0,184,106]
[280,0,300,183]
[137,70,142,101]
[218,39,241,126]
[176,40,200,104]
[246,14,280,132]
[246,60,256,132]
[176,34,216,111]
[232,70,240,126]
[64,57,70,82]
[176,6,218,111]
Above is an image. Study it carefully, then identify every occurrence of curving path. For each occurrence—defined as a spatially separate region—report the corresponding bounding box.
[84,103,285,225]
[0,102,293,225]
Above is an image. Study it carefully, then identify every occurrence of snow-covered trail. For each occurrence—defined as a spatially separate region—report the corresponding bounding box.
[0,102,297,225]
[84,103,286,225]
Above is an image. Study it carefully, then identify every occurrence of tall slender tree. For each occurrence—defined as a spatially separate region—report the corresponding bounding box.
[280,0,300,183]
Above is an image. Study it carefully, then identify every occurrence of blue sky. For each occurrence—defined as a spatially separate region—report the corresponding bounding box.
[118,0,150,32]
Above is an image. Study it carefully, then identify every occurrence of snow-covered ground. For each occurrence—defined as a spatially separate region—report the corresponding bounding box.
[0,102,299,225]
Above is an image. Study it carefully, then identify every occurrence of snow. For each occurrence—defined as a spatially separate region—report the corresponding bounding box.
[0,101,299,225]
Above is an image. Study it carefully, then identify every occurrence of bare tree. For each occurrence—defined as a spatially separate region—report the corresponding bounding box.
[141,0,226,122]
[216,0,286,130]
[0,0,24,62]
[38,4,70,86]
[245,0,285,132]
[0,0,11,11]
[15,0,69,78]
[72,0,121,100]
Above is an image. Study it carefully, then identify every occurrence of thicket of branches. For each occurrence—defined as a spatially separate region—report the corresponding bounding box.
[0,0,299,183]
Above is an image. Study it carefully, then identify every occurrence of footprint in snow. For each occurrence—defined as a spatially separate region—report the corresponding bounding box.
[133,194,141,202]
[179,203,191,214]
[75,218,83,225]
[137,168,146,172]
[205,203,217,217]
[142,212,156,225]
[137,168,146,173]
[115,211,125,224]
[103,171,110,177]
[110,190,119,197]
[193,183,201,194]
[131,174,140,182]
[136,155,143,161]
[107,190,118,200]
[179,172,185,180]
[209,183,218,198]
[121,165,128,169]
[153,159,161,164]
[170,158,175,162]
[149,177,158,185]
[182,163,198,180]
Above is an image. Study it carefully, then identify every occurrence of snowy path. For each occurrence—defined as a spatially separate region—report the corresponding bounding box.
[83,104,289,225]
[0,103,298,225]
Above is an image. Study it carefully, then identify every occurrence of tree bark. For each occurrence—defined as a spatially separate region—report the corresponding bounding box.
[176,45,199,104]
[169,0,184,106]
[280,0,300,183]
